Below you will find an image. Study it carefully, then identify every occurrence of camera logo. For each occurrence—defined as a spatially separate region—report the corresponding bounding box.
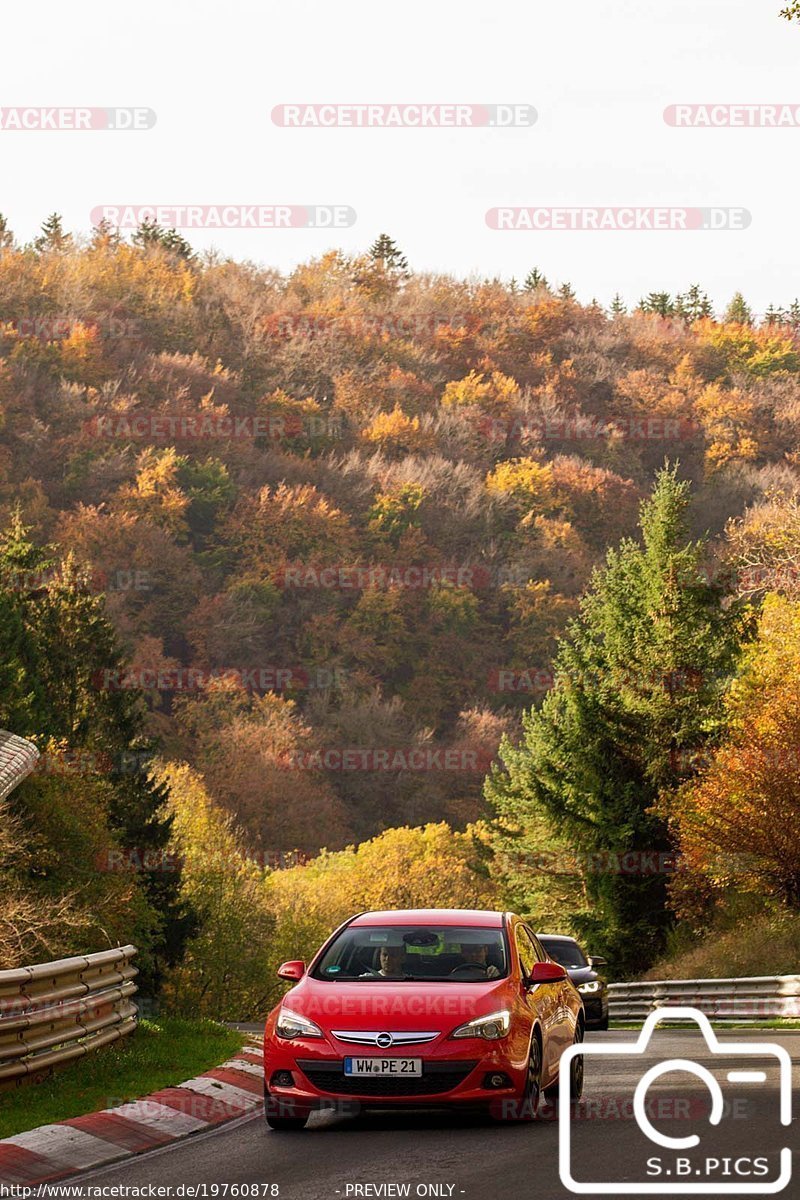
[559,1007,792,1194]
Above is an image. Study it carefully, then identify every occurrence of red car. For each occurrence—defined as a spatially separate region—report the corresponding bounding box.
[262,907,585,1130]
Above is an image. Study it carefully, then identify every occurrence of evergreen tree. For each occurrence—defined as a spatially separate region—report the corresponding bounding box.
[677,284,713,322]
[638,292,674,317]
[724,292,753,325]
[132,219,195,261]
[524,267,549,292]
[609,293,627,317]
[486,468,740,973]
[0,213,14,251]
[367,233,409,275]
[558,282,576,301]
[764,304,788,326]
[91,219,121,250]
[0,518,194,986]
[33,213,72,253]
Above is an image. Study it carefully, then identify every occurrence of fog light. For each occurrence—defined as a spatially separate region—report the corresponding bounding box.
[271,1070,295,1088]
[483,1071,512,1089]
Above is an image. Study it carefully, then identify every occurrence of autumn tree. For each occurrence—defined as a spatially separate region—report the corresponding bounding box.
[669,596,800,910]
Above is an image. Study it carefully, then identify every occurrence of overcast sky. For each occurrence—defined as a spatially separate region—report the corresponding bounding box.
[2,0,799,312]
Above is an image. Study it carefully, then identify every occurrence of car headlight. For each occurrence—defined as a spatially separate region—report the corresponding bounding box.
[276,1007,323,1039]
[578,981,601,994]
[451,1010,511,1040]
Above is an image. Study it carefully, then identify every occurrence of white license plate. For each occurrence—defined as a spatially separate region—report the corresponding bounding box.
[343,1057,422,1077]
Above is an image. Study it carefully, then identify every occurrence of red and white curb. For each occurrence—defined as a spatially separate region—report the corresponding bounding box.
[0,1039,264,1186]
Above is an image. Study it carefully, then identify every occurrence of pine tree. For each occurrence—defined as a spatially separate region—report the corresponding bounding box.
[486,467,740,973]
[764,304,790,327]
[558,282,576,301]
[367,233,409,275]
[0,213,13,251]
[609,293,627,317]
[33,213,72,253]
[132,219,194,261]
[678,284,713,323]
[0,518,194,986]
[723,292,753,325]
[524,267,549,292]
[639,292,674,317]
[91,219,121,250]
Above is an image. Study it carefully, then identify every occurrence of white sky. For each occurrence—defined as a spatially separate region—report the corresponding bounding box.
[2,0,799,311]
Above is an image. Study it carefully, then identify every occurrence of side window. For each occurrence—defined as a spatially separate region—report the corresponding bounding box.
[526,928,547,962]
[515,925,538,978]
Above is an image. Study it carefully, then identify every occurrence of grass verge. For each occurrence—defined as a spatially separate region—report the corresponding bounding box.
[0,1017,245,1140]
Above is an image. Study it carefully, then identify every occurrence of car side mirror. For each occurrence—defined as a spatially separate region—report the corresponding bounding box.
[526,960,567,986]
[589,956,607,969]
[277,960,306,981]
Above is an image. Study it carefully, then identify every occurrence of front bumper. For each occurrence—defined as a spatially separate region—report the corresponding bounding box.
[264,1038,528,1112]
[580,993,609,1026]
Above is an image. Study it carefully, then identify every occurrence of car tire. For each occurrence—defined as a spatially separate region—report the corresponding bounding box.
[263,1083,309,1131]
[596,1014,609,1031]
[544,1020,585,1104]
[492,1032,542,1122]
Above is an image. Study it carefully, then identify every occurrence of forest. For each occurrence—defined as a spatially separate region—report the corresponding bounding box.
[1,217,798,1010]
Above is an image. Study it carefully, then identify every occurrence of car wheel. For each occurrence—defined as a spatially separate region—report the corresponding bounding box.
[263,1083,309,1131]
[596,1014,609,1031]
[519,1032,543,1120]
[569,1021,585,1101]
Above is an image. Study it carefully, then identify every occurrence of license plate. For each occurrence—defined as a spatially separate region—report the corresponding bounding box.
[343,1057,422,1077]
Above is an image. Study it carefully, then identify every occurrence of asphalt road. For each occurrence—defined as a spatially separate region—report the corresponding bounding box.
[64,1031,799,1200]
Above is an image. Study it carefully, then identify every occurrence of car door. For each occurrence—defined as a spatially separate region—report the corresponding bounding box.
[515,923,560,1083]
[529,927,576,1064]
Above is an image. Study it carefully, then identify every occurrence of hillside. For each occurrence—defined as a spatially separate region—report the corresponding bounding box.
[1,229,799,859]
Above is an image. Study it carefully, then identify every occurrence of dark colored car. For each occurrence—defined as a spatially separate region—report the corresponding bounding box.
[537,934,609,1030]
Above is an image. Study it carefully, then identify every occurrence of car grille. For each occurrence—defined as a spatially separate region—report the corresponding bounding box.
[296,1059,478,1097]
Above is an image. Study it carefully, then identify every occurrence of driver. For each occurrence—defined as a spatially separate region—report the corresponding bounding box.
[458,942,501,978]
[362,944,407,978]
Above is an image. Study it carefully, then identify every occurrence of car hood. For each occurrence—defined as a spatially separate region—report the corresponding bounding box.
[565,965,601,985]
[278,976,511,1029]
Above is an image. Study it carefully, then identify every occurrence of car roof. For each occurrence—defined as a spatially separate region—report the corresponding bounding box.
[351,909,505,928]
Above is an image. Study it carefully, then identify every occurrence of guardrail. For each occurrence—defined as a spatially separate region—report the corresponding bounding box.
[609,975,800,1022]
[0,730,39,802]
[0,946,138,1087]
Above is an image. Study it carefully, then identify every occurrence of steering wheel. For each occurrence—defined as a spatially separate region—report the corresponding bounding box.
[449,962,489,976]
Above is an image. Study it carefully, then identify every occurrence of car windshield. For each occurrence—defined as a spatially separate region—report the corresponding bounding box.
[312,924,509,982]
[540,938,588,969]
